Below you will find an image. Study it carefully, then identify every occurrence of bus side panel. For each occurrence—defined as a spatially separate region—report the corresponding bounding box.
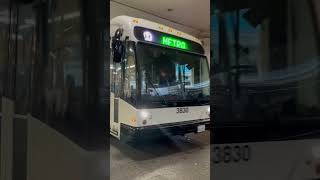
[118,98,137,128]
[110,93,120,138]
[110,93,114,127]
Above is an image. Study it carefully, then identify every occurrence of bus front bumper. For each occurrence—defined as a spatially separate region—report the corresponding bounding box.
[120,119,210,139]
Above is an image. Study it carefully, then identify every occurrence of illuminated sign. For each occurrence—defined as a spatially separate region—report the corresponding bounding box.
[161,36,188,50]
[143,31,153,42]
[134,27,204,54]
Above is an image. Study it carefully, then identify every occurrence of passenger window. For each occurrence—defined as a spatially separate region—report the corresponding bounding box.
[123,41,137,104]
[111,61,122,97]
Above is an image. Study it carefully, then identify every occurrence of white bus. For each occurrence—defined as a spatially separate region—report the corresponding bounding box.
[110,16,210,141]
[212,0,320,179]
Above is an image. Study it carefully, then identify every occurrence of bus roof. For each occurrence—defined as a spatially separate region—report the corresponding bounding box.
[110,15,203,45]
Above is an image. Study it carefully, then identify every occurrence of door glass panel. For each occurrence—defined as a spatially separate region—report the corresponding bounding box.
[30,0,85,141]
[0,4,9,109]
[15,4,36,115]
[123,41,137,104]
[0,1,9,172]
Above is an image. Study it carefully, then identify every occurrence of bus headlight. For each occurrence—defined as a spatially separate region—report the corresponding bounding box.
[140,110,152,125]
[206,107,210,116]
[140,110,151,120]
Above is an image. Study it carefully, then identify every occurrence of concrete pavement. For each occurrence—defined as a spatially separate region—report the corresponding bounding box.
[110,131,210,180]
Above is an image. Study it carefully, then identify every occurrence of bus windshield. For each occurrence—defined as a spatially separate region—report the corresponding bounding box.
[137,43,210,108]
[212,0,320,132]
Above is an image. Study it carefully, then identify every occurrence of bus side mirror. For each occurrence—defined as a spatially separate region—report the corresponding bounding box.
[112,28,124,63]
[112,39,124,63]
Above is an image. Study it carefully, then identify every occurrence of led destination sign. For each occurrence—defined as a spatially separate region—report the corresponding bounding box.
[161,36,188,50]
[134,26,204,54]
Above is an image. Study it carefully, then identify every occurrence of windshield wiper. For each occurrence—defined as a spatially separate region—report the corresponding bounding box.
[177,65,187,99]
[145,72,169,106]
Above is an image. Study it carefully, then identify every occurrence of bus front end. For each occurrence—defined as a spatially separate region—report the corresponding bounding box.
[121,105,210,139]
[110,18,210,140]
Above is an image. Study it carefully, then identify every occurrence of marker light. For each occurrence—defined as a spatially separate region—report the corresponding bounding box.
[143,31,153,42]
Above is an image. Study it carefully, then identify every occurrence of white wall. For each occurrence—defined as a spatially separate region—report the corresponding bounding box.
[201,38,210,64]
[110,1,210,60]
